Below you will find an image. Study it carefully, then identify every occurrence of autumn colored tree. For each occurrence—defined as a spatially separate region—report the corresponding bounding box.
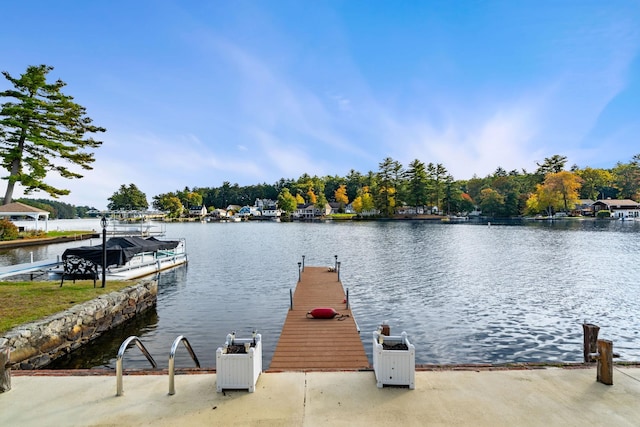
[525,191,543,216]
[352,197,362,213]
[352,186,374,214]
[544,171,582,212]
[334,184,348,212]
[526,184,561,216]
[525,171,581,216]
[306,188,317,204]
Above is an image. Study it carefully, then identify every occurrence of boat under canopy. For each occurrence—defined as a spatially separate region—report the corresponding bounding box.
[62,236,181,268]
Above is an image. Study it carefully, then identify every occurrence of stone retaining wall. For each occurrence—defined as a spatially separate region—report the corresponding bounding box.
[0,280,157,370]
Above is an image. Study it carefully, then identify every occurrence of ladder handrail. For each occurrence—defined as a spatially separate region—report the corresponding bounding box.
[116,336,158,396]
[168,335,201,395]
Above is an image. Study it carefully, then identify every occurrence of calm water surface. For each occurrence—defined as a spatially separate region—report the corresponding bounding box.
[3,219,639,369]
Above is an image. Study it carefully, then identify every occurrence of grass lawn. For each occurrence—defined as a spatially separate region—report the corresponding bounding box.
[14,230,96,240]
[0,280,136,334]
[329,213,356,220]
[44,230,96,238]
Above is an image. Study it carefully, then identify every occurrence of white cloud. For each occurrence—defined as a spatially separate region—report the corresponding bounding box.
[252,129,319,178]
[397,100,545,179]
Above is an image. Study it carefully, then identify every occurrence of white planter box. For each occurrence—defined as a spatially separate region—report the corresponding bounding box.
[216,333,262,392]
[372,331,415,389]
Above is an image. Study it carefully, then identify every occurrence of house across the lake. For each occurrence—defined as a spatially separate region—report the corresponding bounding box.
[294,203,331,219]
[188,205,207,217]
[572,199,595,216]
[592,199,640,219]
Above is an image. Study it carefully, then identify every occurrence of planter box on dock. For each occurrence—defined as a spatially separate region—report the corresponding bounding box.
[216,333,262,392]
[372,330,415,389]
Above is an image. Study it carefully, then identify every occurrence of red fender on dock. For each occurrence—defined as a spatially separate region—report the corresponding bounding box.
[306,307,339,319]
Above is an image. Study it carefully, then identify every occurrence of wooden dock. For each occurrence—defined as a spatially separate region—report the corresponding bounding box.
[269,266,369,371]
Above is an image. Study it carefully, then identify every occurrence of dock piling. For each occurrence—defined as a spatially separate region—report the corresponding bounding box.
[0,347,10,393]
[582,323,614,385]
[596,339,614,385]
[582,322,600,363]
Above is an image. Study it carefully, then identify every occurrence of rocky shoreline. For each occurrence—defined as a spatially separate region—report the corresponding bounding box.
[0,279,157,370]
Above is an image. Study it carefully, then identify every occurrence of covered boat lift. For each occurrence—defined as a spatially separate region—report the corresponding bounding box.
[59,236,183,285]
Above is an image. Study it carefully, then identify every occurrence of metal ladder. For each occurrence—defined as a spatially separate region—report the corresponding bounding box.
[115,335,200,396]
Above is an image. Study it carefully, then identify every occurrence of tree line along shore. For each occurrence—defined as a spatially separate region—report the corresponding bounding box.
[2,66,638,222]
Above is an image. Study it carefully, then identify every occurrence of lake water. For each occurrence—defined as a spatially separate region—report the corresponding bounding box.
[3,218,640,369]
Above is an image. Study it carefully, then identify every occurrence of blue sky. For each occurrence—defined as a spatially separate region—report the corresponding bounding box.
[2,1,639,209]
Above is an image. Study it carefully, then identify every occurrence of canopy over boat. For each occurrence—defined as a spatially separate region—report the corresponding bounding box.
[62,236,180,267]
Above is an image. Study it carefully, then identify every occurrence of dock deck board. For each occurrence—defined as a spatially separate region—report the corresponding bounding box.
[269,266,369,371]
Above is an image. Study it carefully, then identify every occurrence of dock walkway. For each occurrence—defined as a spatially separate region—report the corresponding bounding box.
[269,266,369,371]
[0,258,61,279]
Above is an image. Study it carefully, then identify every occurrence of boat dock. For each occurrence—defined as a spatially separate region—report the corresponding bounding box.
[0,258,61,279]
[269,266,369,371]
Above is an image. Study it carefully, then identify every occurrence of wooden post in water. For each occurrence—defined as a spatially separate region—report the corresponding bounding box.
[582,323,600,362]
[0,347,10,393]
[380,324,390,336]
[596,339,613,385]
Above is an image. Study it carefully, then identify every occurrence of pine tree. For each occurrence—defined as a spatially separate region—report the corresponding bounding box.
[0,65,105,204]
